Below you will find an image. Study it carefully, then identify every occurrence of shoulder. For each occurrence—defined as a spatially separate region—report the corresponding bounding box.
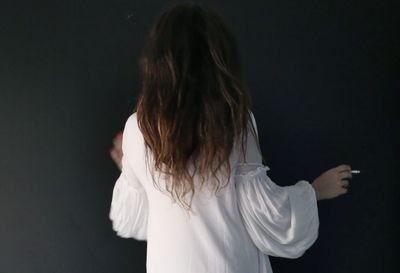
[124,112,139,131]
[122,112,142,143]
[249,110,256,124]
[126,111,137,124]
[121,112,146,159]
[248,110,258,134]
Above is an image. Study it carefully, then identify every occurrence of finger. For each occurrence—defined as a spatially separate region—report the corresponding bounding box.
[339,171,353,180]
[110,148,117,160]
[114,147,123,157]
[341,180,349,188]
[110,149,120,163]
[336,164,351,173]
[113,135,123,146]
[111,140,123,154]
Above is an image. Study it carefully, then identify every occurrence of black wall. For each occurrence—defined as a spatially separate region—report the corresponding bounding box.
[1,0,398,272]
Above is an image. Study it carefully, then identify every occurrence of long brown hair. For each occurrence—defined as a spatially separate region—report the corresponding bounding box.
[134,2,264,210]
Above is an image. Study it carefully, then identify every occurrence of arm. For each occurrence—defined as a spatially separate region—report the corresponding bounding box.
[235,110,319,258]
[109,114,149,240]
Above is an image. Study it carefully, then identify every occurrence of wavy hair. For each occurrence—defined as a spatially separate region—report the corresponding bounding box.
[134,2,264,211]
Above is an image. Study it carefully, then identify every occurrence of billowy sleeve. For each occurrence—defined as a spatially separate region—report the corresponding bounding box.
[235,111,319,258]
[109,115,148,241]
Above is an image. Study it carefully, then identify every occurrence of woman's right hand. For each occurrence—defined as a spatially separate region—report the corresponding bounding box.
[110,130,123,171]
[311,164,353,201]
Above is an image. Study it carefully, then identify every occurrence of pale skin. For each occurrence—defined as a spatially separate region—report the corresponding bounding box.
[109,131,123,172]
[109,131,352,201]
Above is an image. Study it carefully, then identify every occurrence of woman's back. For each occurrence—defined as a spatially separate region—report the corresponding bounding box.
[109,111,278,273]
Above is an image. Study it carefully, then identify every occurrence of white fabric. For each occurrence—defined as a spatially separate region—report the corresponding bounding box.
[109,111,319,273]
[235,163,319,259]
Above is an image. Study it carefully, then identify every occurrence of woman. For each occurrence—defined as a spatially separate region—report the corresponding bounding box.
[109,3,353,273]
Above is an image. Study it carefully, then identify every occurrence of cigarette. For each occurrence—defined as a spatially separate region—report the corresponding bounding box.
[351,170,360,174]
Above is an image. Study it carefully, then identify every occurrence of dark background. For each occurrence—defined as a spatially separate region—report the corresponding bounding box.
[0,0,398,272]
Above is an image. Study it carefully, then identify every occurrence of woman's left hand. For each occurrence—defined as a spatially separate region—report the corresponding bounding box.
[110,131,123,171]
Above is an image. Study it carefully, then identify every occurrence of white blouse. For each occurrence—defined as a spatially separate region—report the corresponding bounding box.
[109,111,319,273]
